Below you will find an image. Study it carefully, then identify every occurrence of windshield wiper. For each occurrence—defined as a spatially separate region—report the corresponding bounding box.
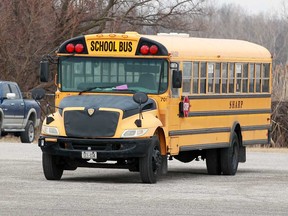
[79,85,114,95]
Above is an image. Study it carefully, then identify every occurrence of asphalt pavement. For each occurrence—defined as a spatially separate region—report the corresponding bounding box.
[0,142,288,216]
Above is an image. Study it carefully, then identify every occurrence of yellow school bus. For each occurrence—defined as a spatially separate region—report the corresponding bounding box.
[38,32,272,183]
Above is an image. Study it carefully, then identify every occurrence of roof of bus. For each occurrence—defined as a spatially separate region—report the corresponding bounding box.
[143,34,272,61]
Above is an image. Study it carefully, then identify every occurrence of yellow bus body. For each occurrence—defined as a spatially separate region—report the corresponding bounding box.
[38,32,272,183]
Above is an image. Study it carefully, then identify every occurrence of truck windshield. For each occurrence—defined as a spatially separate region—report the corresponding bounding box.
[59,57,168,94]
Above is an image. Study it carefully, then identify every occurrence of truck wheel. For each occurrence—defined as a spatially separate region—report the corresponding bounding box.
[20,120,35,143]
[220,132,239,175]
[42,153,64,180]
[139,137,162,183]
[206,149,221,175]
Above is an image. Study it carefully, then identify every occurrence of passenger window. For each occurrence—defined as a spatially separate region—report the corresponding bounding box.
[242,64,248,93]
[193,62,199,94]
[200,62,207,94]
[207,63,214,93]
[229,63,235,93]
[249,64,255,92]
[255,64,261,92]
[262,64,270,92]
[235,63,242,93]
[2,84,10,98]
[222,63,228,93]
[10,84,21,99]
[183,62,192,94]
[215,63,221,93]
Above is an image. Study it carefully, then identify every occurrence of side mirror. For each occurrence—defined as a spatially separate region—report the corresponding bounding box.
[172,70,182,88]
[133,92,148,128]
[133,92,148,104]
[31,88,46,100]
[40,60,49,82]
[6,93,16,99]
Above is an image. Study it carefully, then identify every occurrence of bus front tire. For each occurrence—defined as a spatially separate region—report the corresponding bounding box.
[42,153,64,180]
[139,138,162,183]
[220,132,239,175]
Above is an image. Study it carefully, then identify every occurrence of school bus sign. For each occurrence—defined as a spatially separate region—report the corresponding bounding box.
[86,35,138,56]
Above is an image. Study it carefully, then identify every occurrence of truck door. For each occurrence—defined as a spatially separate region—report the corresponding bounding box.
[1,84,24,129]
[9,84,25,128]
[1,83,14,128]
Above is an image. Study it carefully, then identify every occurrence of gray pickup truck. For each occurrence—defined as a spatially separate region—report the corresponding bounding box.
[0,81,41,143]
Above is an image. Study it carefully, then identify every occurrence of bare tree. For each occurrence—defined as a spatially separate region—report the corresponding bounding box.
[0,0,209,91]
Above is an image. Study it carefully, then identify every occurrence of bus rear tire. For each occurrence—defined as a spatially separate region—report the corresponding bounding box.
[206,149,221,175]
[220,132,239,175]
[139,137,162,183]
[42,153,64,180]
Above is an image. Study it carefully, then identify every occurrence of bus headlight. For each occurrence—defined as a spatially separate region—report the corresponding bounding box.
[121,129,148,138]
[41,125,60,136]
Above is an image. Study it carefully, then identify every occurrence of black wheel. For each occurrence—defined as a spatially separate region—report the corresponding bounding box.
[206,149,221,175]
[42,153,64,180]
[220,132,240,175]
[139,137,162,183]
[20,120,35,143]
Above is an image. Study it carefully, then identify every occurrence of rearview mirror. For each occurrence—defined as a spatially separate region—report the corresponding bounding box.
[172,70,182,88]
[40,60,49,82]
[133,92,148,104]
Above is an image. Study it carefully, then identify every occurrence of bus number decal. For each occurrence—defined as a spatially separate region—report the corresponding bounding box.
[160,97,167,102]
[229,100,243,109]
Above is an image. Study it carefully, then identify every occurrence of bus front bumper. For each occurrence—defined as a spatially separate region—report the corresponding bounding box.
[38,136,153,159]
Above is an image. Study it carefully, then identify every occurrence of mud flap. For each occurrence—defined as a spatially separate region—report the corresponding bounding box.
[239,146,246,163]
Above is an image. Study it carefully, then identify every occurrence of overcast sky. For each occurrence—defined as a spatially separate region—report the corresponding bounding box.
[215,0,284,15]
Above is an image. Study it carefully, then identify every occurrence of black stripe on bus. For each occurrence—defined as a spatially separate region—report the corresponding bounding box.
[169,127,231,136]
[179,139,268,151]
[184,94,271,100]
[241,125,271,131]
[180,142,230,151]
[187,109,271,117]
[169,124,270,137]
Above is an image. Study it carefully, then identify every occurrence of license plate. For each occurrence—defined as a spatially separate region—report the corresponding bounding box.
[81,151,97,159]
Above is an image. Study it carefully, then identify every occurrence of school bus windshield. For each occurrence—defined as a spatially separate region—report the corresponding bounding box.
[59,57,169,94]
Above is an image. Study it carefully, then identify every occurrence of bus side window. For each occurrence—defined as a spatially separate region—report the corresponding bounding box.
[200,62,206,94]
[255,64,261,92]
[171,62,180,98]
[242,64,248,93]
[229,63,235,93]
[249,64,255,92]
[235,63,242,93]
[215,63,221,93]
[183,62,192,94]
[262,64,270,92]
[222,63,228,93]
[207,63,214,93]
[193,62,199,94]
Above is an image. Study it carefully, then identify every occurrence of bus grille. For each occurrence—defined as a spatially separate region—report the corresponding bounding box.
[64,109,119,138]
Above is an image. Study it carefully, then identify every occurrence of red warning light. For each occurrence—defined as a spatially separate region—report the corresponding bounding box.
[75,44,84,53]
[149,45,158,55]
[66,43,75,53]
[140,45,149,55]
